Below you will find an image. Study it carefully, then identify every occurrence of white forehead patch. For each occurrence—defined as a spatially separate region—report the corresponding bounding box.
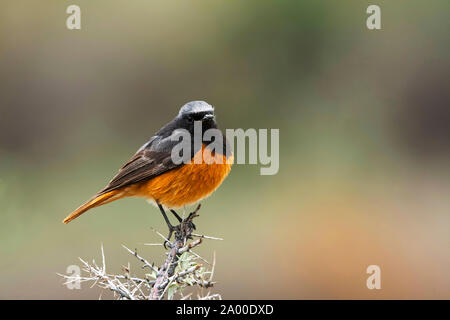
[179,101,214,115]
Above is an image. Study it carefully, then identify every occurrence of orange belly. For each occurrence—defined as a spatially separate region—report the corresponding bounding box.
[132,145,233,208]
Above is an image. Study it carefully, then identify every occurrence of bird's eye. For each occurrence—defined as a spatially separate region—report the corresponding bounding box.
[187,113,204,121]
[192,113,204,121]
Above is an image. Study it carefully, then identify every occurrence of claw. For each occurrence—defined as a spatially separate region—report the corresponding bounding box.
[163,240,170,250]
[163,226,176,249]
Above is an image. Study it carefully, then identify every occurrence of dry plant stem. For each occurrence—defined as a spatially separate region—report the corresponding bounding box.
[121,245,158,273]
[59,203,222,300]
[150,204,201,300]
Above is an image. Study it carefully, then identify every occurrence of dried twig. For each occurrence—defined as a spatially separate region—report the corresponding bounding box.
[59,204,221,300]
[150,205,201,300]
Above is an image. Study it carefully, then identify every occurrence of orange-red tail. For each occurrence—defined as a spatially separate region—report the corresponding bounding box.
[62,190,123,224]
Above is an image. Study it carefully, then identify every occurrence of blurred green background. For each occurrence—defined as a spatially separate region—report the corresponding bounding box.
[0,0,449,299]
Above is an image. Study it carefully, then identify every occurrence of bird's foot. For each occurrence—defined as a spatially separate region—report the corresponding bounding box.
[164,225,176,249]
[163,204,201,249]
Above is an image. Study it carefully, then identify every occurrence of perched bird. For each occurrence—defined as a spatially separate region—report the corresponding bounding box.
[62,101,233,237]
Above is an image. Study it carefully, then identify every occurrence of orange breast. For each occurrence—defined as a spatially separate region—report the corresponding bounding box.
[133,145,233,208]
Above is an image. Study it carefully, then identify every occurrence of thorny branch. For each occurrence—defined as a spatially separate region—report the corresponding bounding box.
[59,204,222,300]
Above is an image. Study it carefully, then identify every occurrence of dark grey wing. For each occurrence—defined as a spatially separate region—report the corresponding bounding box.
[96,134,182,196]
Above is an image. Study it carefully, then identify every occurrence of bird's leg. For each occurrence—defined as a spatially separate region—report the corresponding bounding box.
[169,209,182,223]
[157,203,176,245]
[157,204,201,248]
[169,208,196,234]
[170,208,198,230]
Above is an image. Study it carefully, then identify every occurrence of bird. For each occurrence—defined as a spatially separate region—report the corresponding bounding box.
[62,101,233,238]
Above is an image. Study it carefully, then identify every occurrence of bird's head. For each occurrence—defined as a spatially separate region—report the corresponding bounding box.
[177,101,216,130]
